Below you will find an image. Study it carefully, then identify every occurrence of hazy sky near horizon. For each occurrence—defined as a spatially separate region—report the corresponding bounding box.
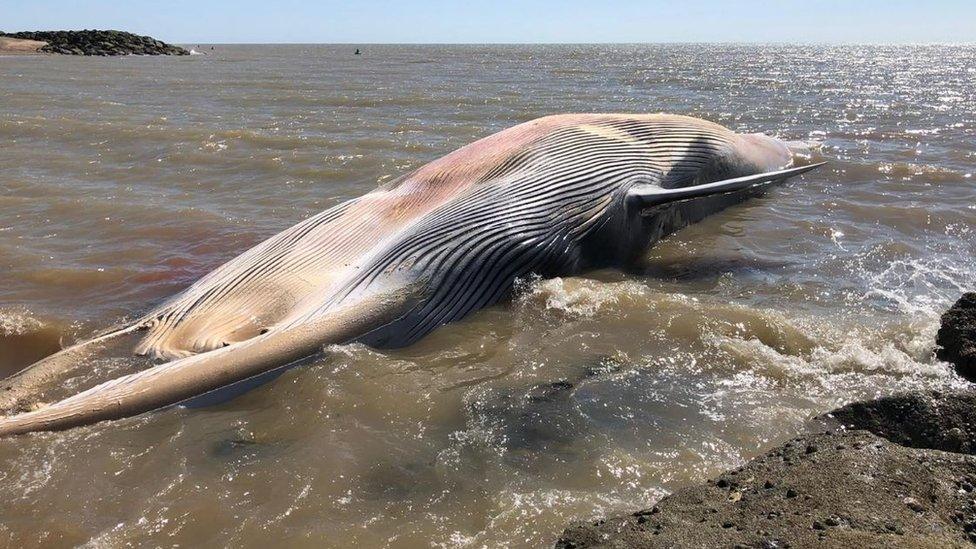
[2,0,974,44]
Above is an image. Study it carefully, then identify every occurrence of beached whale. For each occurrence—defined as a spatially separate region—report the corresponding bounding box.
[0,114,823,437]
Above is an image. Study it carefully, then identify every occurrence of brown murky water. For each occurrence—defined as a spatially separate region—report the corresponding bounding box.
[0,44,974,547]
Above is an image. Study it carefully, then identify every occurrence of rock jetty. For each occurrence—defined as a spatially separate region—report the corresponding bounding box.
[0,30,188,56]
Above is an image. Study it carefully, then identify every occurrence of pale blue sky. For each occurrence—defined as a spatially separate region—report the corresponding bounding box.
[2,0,973,44]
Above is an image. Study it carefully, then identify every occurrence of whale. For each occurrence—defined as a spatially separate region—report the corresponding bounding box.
[0,114,823,437]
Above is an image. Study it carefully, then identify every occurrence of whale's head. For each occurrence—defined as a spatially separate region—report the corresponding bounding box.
[732,133,794,172]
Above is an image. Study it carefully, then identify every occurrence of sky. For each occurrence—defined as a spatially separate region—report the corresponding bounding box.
[2,0,974,44]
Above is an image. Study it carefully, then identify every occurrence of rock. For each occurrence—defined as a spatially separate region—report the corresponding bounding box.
[0,30,188,56]
[824,390,976,455]
[557,430,976,548]
[937,292,976,381]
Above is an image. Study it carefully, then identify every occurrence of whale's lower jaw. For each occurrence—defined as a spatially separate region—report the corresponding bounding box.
[0,290,416,437]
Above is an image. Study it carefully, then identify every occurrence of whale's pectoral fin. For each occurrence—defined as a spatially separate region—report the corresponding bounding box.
[626,162,826,208]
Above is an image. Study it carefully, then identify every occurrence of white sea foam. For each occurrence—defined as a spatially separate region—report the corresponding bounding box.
[0,307,43,336]
[863,256,971,316]
[517,276,647,317]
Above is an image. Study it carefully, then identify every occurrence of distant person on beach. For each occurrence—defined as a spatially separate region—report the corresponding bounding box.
[355,48,361,55]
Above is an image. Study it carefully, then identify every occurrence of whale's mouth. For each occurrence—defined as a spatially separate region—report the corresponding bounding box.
[782,138,823,163]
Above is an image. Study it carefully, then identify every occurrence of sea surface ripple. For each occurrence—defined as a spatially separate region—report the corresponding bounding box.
[0,44,974,547]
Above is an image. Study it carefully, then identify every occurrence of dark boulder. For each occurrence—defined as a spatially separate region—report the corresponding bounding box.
[825,390,976,454]
[937,292,976,381]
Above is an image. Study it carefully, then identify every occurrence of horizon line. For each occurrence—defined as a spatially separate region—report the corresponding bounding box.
[7,30,973,47]
[174,41,976,46]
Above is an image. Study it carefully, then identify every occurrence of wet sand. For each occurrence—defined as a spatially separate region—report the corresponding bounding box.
[0,37,46,54]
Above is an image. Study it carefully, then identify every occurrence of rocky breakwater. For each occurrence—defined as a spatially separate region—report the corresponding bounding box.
[0,30,188,56]
[558,294,976,548]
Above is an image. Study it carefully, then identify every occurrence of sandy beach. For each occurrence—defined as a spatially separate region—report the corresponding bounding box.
[0,36,46,54]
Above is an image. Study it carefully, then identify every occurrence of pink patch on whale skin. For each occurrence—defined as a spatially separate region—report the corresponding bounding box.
[736,133,793,171]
